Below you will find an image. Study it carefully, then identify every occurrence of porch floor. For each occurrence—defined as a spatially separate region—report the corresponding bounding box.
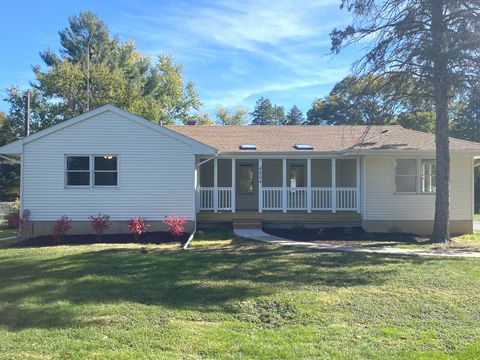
[197,211,361,228]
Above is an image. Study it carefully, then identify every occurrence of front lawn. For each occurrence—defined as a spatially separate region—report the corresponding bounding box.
[0,235,479,359]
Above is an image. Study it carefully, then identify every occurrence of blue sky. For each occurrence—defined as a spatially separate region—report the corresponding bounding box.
[0,0,357,116]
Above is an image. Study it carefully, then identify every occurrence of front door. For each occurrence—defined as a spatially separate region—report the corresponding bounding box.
[236,160,258,211]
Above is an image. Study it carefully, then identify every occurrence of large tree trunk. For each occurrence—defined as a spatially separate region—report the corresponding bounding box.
[431,0,450,243]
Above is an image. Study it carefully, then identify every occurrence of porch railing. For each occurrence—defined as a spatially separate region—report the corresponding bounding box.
[198,186,357,212]
[198,187,232,211]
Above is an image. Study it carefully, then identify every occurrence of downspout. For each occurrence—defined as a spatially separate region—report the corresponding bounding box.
[182,151,220,250]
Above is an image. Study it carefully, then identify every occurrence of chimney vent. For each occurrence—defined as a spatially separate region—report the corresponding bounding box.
[187,120,197,126]
[23,92,30,137]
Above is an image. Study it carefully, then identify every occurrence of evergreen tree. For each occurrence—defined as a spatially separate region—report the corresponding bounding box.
[284,105,305,125]
[250,97,276,125]
[332,0,480,242]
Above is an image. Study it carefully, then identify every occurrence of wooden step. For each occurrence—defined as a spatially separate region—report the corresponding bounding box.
[233,219,262,229]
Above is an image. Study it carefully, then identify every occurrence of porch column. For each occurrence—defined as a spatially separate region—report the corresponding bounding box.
[258,159,263,213]
[231,158,236,213]
[307,158,312,213]
[194,157,199,214]
[214,158,218,213]
[331,158,336,213]
[282,158,287,213]
[356,157,360,213]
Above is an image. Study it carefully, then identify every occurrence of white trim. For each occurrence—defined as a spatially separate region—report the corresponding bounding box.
[361,156,367,220]
[472,156,475,221]
[231,158,236,213]
[213,158,218,213]
[307,158,312,213]
[282,158,287,213]
[356,157,360,213]
[0,139,23,155]
[258,158,263,213]
[331,158,336,213]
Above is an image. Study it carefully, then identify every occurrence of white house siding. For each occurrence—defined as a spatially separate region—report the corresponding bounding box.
[22,110,195,222]
[362,155,473,234]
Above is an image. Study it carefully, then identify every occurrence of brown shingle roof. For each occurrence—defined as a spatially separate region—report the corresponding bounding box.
[166,125,480,153]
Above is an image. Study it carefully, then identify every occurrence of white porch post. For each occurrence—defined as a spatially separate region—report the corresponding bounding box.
[356,157,360,213]
[214,158,218,213]
[282,158,287,213]
[307,158,312,213]
[258,159,263,213]
[194,157,199,214]
[331,158,336,213]
[231,158,236,213]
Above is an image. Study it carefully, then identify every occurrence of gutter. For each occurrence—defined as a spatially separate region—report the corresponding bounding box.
[182,150,220,250]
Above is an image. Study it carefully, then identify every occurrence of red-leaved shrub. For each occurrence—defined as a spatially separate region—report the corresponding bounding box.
[128,217,149,241]
[89,213,111,242]
[52,215,71,243]
[163,215,186,238]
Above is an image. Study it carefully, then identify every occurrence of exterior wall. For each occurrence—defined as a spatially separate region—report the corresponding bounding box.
[30,220,194,238]
[362,155,473,234]
[22,110,196,223]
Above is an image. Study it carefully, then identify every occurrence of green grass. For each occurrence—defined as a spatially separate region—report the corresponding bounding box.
[0,234,480,359]
[0,229,17,239]
[474,214,480,221]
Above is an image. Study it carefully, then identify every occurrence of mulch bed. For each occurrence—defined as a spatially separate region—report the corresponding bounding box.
[263,227,421,243]
[12,231,190,247]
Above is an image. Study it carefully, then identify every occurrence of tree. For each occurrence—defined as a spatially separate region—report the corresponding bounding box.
[215,106,249,125]
[331,0,480,242]
[284,105,305,125]
[250,97,276,125]
[33,11,201,124]
[274,106,286,124]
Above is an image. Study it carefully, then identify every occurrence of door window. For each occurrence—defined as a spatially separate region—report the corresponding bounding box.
[239,165,254,193]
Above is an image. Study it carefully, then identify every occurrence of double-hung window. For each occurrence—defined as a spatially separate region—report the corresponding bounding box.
[94,156,118,186]
[66,156,90,186]
[395,159,417,193]
[395,158,436,194]
[66,155,118,187]
[421,159,436,193]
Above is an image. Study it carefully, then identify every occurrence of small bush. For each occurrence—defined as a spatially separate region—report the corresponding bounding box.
[163,215,187,238]
[8,214,19,229]
[52,216,71,243]
[89,213,111,242]
[128,217,149,241]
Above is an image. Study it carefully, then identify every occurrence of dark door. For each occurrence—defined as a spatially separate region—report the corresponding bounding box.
[236,160,258,211]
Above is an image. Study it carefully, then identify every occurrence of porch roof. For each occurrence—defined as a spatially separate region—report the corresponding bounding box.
[167,125,480,154]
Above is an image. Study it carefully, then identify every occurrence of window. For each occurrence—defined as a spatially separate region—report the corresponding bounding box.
[421,159,436,193]
[239,165,254,193]
[239,144,257,150]
[65,155,118,187]
[66,156,90,186]
[395,159,417,193]
[290,165,305,188]
[294,144,313,150]
[94,156,118,186]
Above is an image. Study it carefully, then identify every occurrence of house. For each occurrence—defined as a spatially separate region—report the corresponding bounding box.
[0,104,479,238]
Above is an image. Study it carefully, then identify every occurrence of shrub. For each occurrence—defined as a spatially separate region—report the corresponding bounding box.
[163,215,187,238]
[89,213,111,242]
[8,214,19,229]
[128,217,149,241]
[52,215,71,243]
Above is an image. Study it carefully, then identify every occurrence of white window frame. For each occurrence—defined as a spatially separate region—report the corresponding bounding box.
[394,158,435,195]
[65,154,119,188]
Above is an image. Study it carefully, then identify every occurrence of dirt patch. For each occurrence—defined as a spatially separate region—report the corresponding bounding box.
[263,227,423,244]
[12,231,190,247]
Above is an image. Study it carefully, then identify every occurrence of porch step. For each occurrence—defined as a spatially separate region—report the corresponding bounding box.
[233,219,263,229]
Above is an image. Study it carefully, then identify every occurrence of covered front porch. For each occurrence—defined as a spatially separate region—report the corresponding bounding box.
[197,157,360,214]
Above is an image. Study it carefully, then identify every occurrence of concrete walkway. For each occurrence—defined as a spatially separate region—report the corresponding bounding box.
[233,228,480,258]
[0,236,16,242]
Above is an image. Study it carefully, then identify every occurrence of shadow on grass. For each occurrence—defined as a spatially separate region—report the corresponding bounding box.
[0,238,432,331]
